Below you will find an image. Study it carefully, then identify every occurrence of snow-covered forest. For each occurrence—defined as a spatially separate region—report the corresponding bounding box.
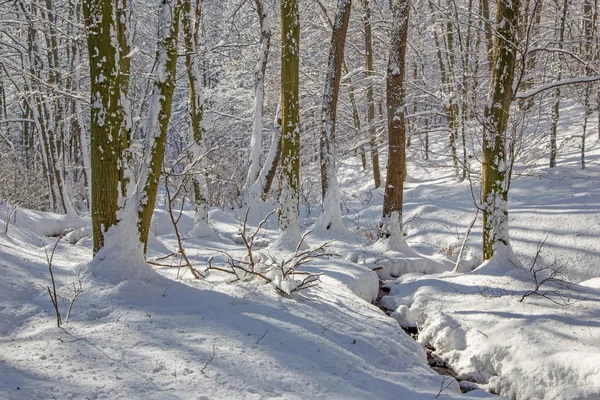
[1,0,599,398]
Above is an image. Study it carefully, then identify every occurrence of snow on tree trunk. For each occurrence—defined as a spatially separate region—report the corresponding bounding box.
[481,0,520,260]
[249,101,282,200]
[315,0,352,234]
[381,0,410,243]
[83,0,132,255]
[580,0,596,170]
[137,0,182,252]
[429,8,460,182]
[182,0,213,238]
[243,0,272,203]
[549,0,568,168]
[361,0,381,189]
[274,0,301,250]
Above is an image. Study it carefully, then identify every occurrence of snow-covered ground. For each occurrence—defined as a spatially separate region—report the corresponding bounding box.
[1,107,599,400]
[0,206,494,399]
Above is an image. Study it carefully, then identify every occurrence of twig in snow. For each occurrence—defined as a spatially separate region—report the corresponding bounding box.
[517,240,574,306]
[200,346,216,375]
[453,209,479,272]
[44,234,63,328]
[256,329,268,344]
[435,376,454,398]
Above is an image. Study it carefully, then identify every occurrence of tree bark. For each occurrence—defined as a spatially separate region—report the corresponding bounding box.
[361,0,381,189]
[83,0,131,254]
[317,0,352,232]
[381,0,410,238]
[277,0,301,245]
[137,0,182,252]
[550,0,569,168]
[243,0,272,201]
[481,0,520,260]
[182,0,212,237]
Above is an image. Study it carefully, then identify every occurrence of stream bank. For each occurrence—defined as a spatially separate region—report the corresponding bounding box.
[373,279,487,395]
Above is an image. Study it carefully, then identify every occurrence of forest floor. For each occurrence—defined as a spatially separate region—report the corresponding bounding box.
[1,106,600,399]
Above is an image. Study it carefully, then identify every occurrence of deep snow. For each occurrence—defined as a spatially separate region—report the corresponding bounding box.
[1,106,599,400]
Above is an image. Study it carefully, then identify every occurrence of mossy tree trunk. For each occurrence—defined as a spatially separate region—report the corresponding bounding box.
[481,0,520,260]
[182,0,212,237]
[137,0,182,252]
[278,0,301,243]
[83,0,131,255]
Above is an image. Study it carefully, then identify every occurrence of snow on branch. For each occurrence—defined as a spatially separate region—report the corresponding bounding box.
[514,75,600,100]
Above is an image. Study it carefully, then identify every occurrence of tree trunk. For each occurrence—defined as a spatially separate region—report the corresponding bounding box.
[381,0,410,239]
[277,0,301,247]
[580,0,596,169]
[182,0,212,237]
[316,0,352,233]
[480,0,493,65]
[550,0,569,168]
[361,0,381,189]
[481,0,520,260]
[83,0,131,254]
[243,0,272,201]
[137,0,182,252]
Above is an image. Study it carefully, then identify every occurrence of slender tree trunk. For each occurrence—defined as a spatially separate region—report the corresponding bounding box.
[137,0,182,252]
[316,0,352,233]
[182,0,212,237]
[381,0,410,239]
[444,20,461,179]
[277,0,301,246]
[481,0,520,260]
[580,0,596,169]
[550,0,569,168]
[480,0,493,65]
[361,0,381,189]
[461,0,474,179]
[243,0,272,201]
[344,62,366,170]
[258,102,282,199]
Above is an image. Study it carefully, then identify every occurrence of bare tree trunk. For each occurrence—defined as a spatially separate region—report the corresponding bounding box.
[580,0,596,169]
[550,0,569,168]
[83,0,131,254]
[137,0,182,252]
[344,62,366,170]
[182,0,212,237]
[316,0,352,233]
[361,0,381,189]
[259,103,282,198]
[444,20,461,179]
[381,0,410,239]
[481,0,520,260]
[277,0,301,247]
[480,0,493,65]
[243,0,272,201]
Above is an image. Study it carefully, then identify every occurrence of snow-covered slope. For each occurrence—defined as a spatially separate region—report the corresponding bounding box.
[0,208,493,399]
[370,107,600,400]
[1,107,599,400]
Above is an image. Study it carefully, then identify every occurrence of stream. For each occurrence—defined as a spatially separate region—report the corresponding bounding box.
[374,279,483,394]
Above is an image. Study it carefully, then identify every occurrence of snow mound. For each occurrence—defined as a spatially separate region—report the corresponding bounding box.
[382,257,600,400]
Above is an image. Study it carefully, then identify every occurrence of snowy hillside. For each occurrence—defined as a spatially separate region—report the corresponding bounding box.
[1,107,600,400]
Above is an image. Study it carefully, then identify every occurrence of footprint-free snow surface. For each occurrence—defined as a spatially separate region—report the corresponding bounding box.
[1,108,600,399]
